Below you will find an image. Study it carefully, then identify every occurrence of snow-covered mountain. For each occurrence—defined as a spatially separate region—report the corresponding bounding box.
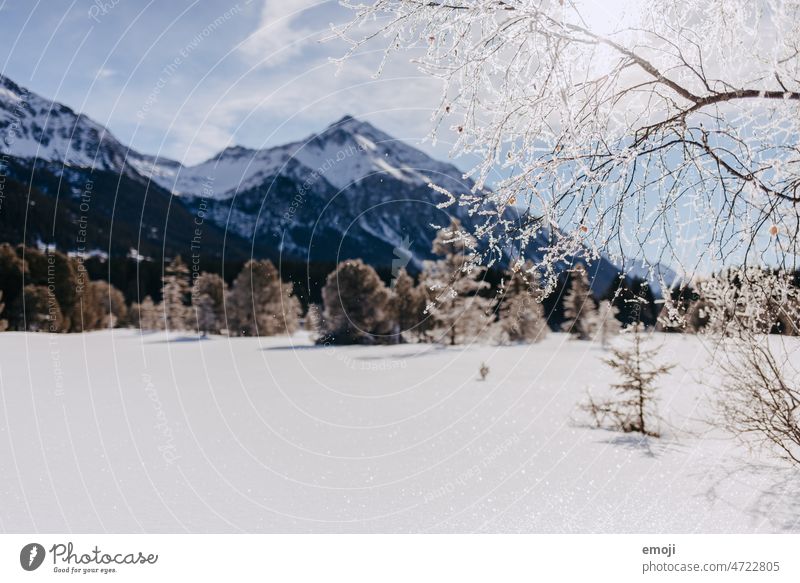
[0,74,156,177]
[153,114,508,273]
[136,114,466,199]
[0,74,644,295]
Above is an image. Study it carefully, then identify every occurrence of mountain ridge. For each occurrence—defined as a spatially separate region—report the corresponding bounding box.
[0,74,660,296]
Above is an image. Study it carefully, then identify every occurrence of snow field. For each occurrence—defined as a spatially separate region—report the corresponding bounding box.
[0,330,797,533]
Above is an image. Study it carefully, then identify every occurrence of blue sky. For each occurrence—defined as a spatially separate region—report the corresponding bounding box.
[0,0,454,165]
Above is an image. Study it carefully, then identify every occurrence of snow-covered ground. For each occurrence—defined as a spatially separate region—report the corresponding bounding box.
[0,330,798,533]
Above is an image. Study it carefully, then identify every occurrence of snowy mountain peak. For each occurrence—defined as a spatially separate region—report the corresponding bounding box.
[0,74,138,174]
[322,114,391,143]
[210,144,259,161]
[0,74,25,100]
[0,75,463,200]
[136,113,467,199]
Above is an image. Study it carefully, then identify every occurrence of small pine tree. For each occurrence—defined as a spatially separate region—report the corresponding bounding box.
[421,219,493,345]
[228,259,300,336]
[161,257,191,331]
[321,259,396,344]
[561,263,597,340]
[498,263,549,343]
[594,300,621,348]
[583,323,674,436]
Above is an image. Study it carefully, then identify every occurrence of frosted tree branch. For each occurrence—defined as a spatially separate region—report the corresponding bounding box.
[335,0,800,291]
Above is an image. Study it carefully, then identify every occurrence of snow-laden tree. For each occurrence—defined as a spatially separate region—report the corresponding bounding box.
[695,267,799,337]
[422,219,494,345]
[160,256,191,331]
[304,303,324,339]
[337,0,800,294]
[595,300,622,347]
[716,334,800,465]
[136,296,162,331]
[498,261,549,343]
[228,260,301,337]
[392,268,428,341]
[191,272,227,335]
[583,323,674,436]
[561,264,597,339]
[656,286,697,333]
[692,267,800,464]
[320,259,397,344]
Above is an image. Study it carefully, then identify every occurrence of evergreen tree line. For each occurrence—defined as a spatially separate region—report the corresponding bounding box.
[3,230,798,340]
[130,256,302,336]
[0,243,127,332]
[314,221,620,346]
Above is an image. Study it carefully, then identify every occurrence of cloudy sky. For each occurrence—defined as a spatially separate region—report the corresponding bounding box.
[0,0,455,166]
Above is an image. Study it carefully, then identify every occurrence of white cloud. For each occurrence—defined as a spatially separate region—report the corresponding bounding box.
[92,1,456,167]
[94,67,116,80]
[237,0,327,68]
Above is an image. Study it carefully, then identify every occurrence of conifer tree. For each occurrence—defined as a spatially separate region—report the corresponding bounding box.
[498,263,549,343]
[583,323,674,437]
[594,300,621,348]
[137,296,162,331]
[52,252,81,331]
[82,280,128,329]
[129,301,142,330]
[12,285,63,332]
[304,304,323,339]
[561,263,597,340]
[161,256,191,331]
[193,293,217,337]
[72,286,102,332]
[321,259,396,344]
[228,259,300,336]
[191,272,227,335]
[421,219,493,345]
[19,247,79,332]
[391,268,426,341]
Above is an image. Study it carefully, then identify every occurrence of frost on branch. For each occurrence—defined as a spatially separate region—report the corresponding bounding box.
[336,0,800,293]
[689,267,800,465]
[695,267,799,338]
